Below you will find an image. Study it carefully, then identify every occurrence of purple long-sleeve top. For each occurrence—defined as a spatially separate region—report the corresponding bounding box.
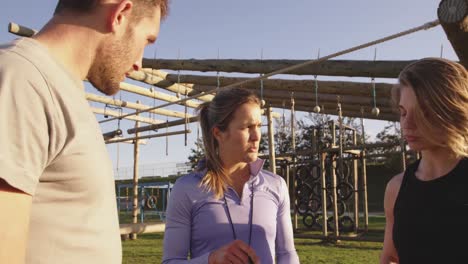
[162,159,300,264]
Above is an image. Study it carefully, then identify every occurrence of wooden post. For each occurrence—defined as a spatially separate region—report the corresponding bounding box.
[352,130,359,232]
[267,106,276,174]
[320,152,328,237]
[360,152,369,232]
[360,114,369,232]
[437,0,468,68]
[131,101,141,240]
[331,156,340,239]
[291,95,298,230]
[337,102,345,197]
[285,162,293,232]
[331,121,337,147]
[291,162,298,231]
[291,96,296,152]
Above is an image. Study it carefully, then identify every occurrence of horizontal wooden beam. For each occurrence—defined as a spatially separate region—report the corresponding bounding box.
[191,85,392,107]
[149,70,217,101]
[288,104,398,121]
[8,22,36,37]
[294,233,383,242]
[119,223,165,235]
[106,129,191,144]
[119,82,200,108]
[127,70,214,102]
[103,129,123,140]
[267,100,395,116]
[105,138,148,145]
[155,72,393,98]
[142,58,417,78]
[86,93,194,119]
[128,111,280,135]
[128,117,199,134]
[91,107,163,125]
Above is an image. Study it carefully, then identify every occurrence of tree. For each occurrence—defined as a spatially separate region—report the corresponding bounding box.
[274,114,294,154]
[187,137,205,169]
[371,121,405,169]
[296,112,333,154]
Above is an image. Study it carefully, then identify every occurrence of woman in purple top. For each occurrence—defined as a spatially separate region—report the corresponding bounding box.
[162,88,299,264]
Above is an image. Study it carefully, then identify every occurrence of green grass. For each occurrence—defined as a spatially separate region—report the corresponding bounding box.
[295,239,382,264]
[122,233,164,264]
[122,216,385,264]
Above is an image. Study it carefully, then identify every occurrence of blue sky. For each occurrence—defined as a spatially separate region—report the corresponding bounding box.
[1,0,458,169]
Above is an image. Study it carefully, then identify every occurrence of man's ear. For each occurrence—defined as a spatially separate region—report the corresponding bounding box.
[107,0,133,33]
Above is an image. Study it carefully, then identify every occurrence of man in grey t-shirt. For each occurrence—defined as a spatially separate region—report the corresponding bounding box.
[0,1,169,263]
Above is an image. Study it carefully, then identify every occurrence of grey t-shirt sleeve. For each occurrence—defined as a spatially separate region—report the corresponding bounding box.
[0,52,51,195]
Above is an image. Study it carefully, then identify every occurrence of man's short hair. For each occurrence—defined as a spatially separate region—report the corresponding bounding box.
[54,0,169,20]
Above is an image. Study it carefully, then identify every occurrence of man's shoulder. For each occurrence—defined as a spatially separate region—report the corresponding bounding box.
[0,39,45,78]
[1,43,31,63]
[1,38,62,73]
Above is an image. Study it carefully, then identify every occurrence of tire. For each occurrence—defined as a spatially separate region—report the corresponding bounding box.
[145,195,158,209]
[339,215,355,233]
[336,182,354,201]
[302,213,317,228]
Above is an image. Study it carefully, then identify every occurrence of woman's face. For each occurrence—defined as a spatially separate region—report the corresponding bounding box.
[215,102,262,166]
[399,85,438,151]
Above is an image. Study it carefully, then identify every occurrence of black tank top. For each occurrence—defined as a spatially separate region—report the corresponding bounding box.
[393,158,468,264]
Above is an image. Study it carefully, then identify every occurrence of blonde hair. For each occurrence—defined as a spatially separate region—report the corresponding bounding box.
[392,57,468,157]
[198,88,261,199]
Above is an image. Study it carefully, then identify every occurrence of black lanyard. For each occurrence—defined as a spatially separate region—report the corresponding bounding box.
[223,182,255,246]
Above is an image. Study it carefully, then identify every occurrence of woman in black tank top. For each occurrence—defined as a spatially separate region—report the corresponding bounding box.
[380,58,468,264]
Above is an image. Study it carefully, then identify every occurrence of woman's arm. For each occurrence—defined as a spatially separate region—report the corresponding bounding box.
[380,173,403,264]
[162,180,210,264]
[275,178,300,264]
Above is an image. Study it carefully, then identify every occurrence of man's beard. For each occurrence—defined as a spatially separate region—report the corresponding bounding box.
[87,35,133,96]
